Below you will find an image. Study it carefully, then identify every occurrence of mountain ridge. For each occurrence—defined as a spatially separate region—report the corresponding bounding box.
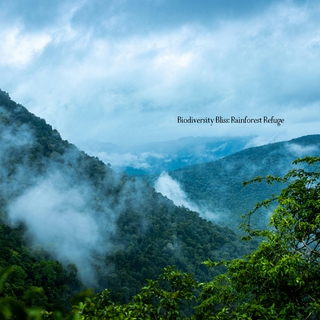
[0,89,256,308]
[162,133,320,229]
[79,135,252,175]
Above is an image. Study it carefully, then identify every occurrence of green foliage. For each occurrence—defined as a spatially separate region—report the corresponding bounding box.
[66,156,320,319]
[0,223,83,313]
[0,267,43,320]
[169,135,320,230]
[78,266,197,320]
[1,155,320,319]
[104,203,255,304]
[196,156,320,319]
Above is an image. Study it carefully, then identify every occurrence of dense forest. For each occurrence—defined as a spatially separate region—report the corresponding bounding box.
[0,89,257,314]
[2,156,320,319]
[160,134,320,230]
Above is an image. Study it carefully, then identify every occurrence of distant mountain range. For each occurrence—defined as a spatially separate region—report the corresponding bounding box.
[156,135,320,230]
[80,126,320,233]
[78,136,252,175]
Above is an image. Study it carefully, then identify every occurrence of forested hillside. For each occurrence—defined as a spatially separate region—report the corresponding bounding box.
[2,156,319,319]
[0,89,256,311]
[166,134,320,230]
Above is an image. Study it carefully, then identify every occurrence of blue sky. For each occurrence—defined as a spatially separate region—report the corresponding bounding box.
[1,0,320,148]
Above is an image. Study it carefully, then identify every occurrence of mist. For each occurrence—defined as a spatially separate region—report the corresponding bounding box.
[0,117,118,287]
[287,143,319,157]
[155,172,196,209]
[6,169,115,287]
[154,172,218,221]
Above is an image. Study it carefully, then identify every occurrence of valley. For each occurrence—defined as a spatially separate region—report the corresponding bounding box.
[0,89,319,318]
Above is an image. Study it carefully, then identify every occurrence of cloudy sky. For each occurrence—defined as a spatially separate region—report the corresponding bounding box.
[1,0,320,149]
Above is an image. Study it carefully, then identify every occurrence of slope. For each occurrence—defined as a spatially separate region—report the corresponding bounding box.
[168,134,320,230]
[0,89,256,308]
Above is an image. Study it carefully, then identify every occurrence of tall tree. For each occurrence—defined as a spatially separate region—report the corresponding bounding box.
[196,156,320,319]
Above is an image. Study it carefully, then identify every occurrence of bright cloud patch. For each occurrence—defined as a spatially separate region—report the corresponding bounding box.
[0,27,51,66]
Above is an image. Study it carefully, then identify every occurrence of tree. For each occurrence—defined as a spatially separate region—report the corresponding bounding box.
[2,156,320,319]
[78,266,197,320]
[196,156,320,319]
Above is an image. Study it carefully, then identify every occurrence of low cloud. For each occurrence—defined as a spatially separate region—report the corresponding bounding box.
[91,151,165,170]
[154,172,219,221]
[287,143,319,157]
[154,172,195,209]
[0,118,116,287]
[6,168,116,287]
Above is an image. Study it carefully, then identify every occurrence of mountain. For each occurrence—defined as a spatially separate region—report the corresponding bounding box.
[0,89,255,310]
[162,134,320,230]
[78,136,251,175]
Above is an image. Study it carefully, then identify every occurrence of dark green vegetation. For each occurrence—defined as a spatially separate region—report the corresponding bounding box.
[0,89,256,313]
[0,224,83,312]
[2,156,319,319]
[166,134,320,230]
[196,156,320,319]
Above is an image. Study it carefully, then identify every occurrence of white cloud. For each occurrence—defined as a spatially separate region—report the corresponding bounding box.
[6,170,115,286]
[154,172,219,221]
[0,26,51,66]
[287,143,319,157]
[91,151,165,169]
[1,0,320,148]
[154,172,198,210]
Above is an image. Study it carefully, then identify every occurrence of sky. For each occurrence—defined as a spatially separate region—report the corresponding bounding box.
[1,0,320,149]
